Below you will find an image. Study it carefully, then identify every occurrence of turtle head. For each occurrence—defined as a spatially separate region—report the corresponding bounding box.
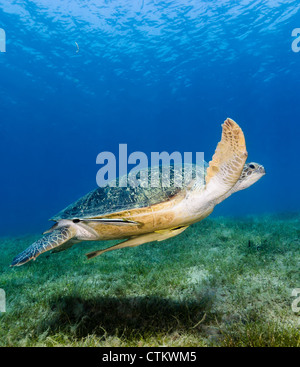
[233,162,265,192]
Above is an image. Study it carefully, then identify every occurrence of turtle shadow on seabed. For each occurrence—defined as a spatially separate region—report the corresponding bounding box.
[41,293,216,340]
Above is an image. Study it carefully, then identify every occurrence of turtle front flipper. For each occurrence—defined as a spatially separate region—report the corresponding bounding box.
[11,226,77,267]
[203,118,248,199]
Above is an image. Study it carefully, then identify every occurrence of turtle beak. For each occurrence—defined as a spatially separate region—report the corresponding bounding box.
[258,165,266,175]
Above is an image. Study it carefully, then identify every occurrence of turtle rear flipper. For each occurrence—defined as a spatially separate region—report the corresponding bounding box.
[10,226,76,267]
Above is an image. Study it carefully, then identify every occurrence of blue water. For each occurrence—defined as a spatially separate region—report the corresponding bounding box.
[0,0,299,236]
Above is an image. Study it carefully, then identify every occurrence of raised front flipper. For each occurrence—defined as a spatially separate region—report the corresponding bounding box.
[203,118,248,200]
[10,226,77,267]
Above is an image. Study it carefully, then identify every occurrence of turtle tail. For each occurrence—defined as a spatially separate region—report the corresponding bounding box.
[10,226,76,267]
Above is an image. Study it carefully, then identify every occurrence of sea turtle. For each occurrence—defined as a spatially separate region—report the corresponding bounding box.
[11,118,265,267]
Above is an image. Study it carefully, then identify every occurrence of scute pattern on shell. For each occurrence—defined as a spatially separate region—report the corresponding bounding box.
[51,163,206,220]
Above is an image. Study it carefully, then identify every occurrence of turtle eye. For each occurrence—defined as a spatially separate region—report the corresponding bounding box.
[249,164,255,169]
